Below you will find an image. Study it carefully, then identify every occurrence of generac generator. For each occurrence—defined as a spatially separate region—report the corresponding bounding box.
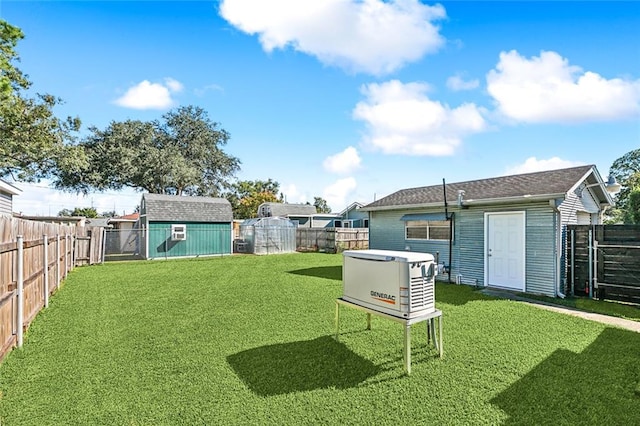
[342,249,436,318]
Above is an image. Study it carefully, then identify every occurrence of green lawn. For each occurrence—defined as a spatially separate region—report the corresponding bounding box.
[1,253,639,425]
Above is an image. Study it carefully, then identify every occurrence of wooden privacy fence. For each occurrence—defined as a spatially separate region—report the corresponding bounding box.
[566,224,640,304]
[296,228,369,253]
[0,216,105,361]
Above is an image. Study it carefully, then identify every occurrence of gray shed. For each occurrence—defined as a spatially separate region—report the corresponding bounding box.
[362,165,616,298]
[140,193,233,259]
[239,217,297,255]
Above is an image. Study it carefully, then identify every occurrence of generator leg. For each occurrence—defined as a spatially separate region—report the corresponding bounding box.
[405,324,411,375]
[430,318,437,349]
[366,313,371,330]
[439,315,443,358]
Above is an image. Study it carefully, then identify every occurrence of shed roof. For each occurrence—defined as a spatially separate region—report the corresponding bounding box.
[363,165,607,211]
[142,193,233,222]
[260,202,317,217]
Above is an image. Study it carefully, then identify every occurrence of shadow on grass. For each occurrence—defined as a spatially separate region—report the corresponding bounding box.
[227,335,379,396]
[288,266,342,281]
[435,282,494,306]
[492,327,640,424]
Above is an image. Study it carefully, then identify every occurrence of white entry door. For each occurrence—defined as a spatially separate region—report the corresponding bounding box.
[485,212,525,291]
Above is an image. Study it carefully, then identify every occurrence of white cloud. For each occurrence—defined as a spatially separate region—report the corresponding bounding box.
[487,50,640,123]
[323,177,357,211]
[280,183,309,204]
[114,78,184,110]
[505,156,584,175]
[323,146,361,174]
[219,0,446,75]
[446,74,479,91]
[353,80,487,156]
[194,84,224,97]
[164,77,184,93]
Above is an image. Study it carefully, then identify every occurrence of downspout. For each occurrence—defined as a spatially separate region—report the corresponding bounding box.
[448,213,454,284]
[550,199,566,298]
[442,179,452,283]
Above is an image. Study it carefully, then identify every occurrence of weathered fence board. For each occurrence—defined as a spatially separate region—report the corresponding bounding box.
[0,216,104,362]
[566,224,640,304]
[296,228,368,252]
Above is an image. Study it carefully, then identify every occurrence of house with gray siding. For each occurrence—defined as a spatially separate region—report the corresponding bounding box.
[257,202,341,228]
[338,202,369,228]
[361,165,615,298]
[140,194,233,259]
[0,179,21,215]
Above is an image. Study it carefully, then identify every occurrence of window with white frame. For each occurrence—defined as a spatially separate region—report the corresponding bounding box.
[171,224,187,241]
[405,220,450,241]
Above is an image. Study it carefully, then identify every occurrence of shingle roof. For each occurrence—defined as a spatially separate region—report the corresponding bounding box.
[142,194,232,222]
[364,165,596,210]
[262,203,317,217]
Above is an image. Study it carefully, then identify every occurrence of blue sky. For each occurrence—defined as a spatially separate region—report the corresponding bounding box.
[3,1,639,216]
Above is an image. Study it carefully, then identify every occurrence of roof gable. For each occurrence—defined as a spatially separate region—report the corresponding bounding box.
[142,194,232,222]
[364,165,604,210]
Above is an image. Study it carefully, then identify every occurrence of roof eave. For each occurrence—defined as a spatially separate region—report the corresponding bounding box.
[362,193,566,212]
[0,180,22,196]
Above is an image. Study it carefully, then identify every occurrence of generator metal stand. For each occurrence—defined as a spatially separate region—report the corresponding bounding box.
[334,298,443,375]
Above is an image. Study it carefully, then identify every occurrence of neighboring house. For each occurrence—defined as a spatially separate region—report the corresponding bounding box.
[139,194,233,259]
[108,212,140,230]
[361,165,615,298]
[338,202,369,228]
[102,213,140,257]
[0,179,21,215]
[256,202,341,228]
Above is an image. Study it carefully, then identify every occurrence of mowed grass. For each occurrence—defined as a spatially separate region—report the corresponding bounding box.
[1,253,639,425]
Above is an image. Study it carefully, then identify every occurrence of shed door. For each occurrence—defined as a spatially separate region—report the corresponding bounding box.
[485,212,525,291]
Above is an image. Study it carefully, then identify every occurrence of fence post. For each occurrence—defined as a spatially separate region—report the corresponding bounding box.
[56,234,60,289]
[70,233,75,270]
[43,235,49,308]
[64,234,68,278]
[101,227,107,263]
[570,229,575,296]
[16,235,24,348]
[593,238,598,298]
[588,227,593,299]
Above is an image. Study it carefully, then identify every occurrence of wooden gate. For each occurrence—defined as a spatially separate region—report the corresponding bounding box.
[566,225,640,304]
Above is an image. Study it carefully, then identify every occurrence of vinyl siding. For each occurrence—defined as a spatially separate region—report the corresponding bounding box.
[456,210,484,286]
[524,205,557,296]
[369,208,454,276]
[0,193,12,215]
[147,221,231,258]
[369,201,558,296]
[559,187,600,226]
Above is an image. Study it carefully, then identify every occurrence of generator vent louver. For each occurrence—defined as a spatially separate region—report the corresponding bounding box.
[409,275,434,309]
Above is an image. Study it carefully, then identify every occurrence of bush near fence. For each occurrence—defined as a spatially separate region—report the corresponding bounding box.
[0,217,104,361]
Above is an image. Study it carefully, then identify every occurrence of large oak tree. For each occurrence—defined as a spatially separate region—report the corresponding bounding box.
[57,106,241,196]
[1,20,83,183]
